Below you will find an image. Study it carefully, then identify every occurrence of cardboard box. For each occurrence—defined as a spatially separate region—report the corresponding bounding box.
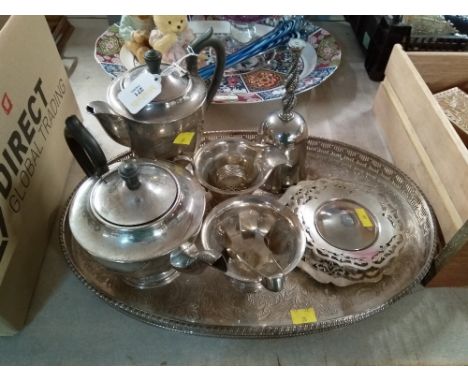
[373,45,468,286]
[0,16,80,335]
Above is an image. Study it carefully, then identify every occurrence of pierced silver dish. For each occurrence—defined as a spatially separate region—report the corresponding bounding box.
[279,179,405,274]
[297,252,401,287]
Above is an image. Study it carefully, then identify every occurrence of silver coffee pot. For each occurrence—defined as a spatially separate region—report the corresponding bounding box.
[87,28,226,161]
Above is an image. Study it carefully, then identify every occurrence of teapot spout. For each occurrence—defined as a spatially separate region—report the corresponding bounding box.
[86,101,131,147]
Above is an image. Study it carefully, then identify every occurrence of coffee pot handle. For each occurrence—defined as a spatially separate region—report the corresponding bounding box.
[186,27,226,104]
[64,115,109,177]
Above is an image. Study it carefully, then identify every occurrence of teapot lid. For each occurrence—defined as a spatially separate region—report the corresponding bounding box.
[107,50,206,123]
[90,160,179,227]
[120,57,189,103]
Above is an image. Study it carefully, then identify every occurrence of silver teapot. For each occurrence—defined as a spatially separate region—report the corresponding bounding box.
[64,115,210,289]
[87,28,226,161]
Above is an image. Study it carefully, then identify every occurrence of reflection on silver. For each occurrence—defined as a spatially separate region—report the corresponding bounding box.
[314,199,378,251]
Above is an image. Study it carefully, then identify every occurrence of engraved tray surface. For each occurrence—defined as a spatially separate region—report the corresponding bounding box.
[60,131,438,338]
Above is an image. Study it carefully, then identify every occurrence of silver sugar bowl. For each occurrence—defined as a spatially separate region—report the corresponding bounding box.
[193,137,287,203]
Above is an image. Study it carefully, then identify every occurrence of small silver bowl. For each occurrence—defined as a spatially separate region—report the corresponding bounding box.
[193,138,287,203]
[200,195,306,292]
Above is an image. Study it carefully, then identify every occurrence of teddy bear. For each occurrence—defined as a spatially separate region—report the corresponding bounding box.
[119,15,154,64]
[149,15,195,64]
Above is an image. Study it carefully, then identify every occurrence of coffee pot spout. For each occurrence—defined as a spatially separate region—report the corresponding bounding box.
[86,101,131,147]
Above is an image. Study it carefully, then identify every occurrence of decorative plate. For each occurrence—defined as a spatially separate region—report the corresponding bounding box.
[279,179,405,271]
[296,254,398,287]
[94,20,341,104]
[279,178,408,286]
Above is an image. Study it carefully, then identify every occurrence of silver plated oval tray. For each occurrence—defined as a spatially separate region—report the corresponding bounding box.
[60,130,438,338]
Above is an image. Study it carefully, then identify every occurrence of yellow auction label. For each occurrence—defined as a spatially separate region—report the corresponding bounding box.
[355,207,374,228]
[290,308,317,325]
[173,132,195,145]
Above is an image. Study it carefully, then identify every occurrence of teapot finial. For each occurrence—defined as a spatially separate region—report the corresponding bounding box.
[144,49,162,75]
[118,160,141,190]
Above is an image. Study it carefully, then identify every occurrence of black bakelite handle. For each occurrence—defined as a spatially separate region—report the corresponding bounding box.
[186,27,226,104]
[64,115,109,177]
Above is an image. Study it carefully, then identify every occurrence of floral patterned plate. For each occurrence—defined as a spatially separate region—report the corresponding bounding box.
[94,20,341,104]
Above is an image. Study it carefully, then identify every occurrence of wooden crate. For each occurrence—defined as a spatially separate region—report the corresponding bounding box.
[373,45,468,287]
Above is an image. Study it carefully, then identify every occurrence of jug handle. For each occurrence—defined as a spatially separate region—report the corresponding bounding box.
[64,115,109,177]
[186,27,226,105]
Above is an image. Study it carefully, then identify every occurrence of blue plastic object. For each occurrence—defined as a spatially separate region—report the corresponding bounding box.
[198,17,304,80]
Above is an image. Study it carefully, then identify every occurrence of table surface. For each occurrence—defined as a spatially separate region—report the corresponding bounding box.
[1,18,468,366]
